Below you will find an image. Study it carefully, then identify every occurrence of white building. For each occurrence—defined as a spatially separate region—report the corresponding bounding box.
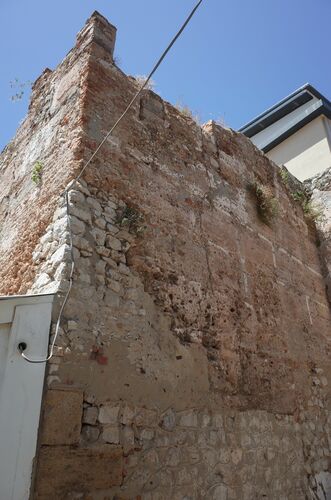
[240,84,331,181]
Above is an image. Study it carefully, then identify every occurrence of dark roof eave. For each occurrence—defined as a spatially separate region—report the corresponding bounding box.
[240,83,331,138]
[261,104,331,154]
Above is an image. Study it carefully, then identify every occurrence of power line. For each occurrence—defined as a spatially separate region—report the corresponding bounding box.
[20,0,205,363]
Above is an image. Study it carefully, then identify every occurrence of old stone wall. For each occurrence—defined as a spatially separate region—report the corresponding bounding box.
[1,11,331,500]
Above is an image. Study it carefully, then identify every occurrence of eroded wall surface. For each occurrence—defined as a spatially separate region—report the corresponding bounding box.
[1,12,331,500]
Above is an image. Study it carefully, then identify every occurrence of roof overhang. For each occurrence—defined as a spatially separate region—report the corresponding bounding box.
[239,84,331,152]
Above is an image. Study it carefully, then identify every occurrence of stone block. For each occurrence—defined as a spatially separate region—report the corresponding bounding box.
[40,389,83,445]
[50,244,71,267]
[33,272,51,289]
[95,216,106,229]
[159,408,176,431]
[95,260,106,275]
[86,196,102,212]
[121,425,135,454]
[119,404,135,425]
[91,227,106,246]
[102,425,120,444]
[99,404,120,424]
[106,235,122,251]
[69,215,86,235]
[69,205,92,224]
[140,92,165,122]
[135,407,158,427]
[83,406,98,425]
[34,445,123,496]
[81,425,100,443]
[104,289,120,308]
[140,428,155,441]
[96,245,111,257]
[178,410,198,428]
[68,189,85,205]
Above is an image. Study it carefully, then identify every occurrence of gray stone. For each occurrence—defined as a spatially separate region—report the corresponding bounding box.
[211,484,228,500]
[69,215,86,235]
[104,206,116,220]
[68,189,86,205]
[81,425,100,443]
[83,407,98,425]
[178,410,198,428]
[69,205,91,224]
[34,272,52,289]
[52,205,67,222]
[107,280,122,294]
[121,425,135,454]
[104,290,120,308]
[119,405,135,425]
[86,196,102,212]
[118,263,130,275]
[98,404,120,424]
[106,235,122,251]
[106,223,119,234]
[50,244,71,267]
[95,260,106,275]
[54,262,69,281]
[67,320,78,331]
[53,217,68,239]
[40,231,54,246]
[102,425,120,444]
[91,228,106,246]
[73,236,93,253]
[95,217,106,230]
[96,246,110,257]
[160,409,176,431]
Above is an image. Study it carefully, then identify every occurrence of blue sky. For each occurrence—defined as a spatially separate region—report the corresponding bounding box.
[1,0,331,151]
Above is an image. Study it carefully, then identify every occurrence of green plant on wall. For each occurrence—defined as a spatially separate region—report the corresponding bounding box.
[303,200,324,222]
[115,205,145,235]
[31,161,43,185]
[292,190,324,222]
[279,167,289,185]
[250,181,279,226]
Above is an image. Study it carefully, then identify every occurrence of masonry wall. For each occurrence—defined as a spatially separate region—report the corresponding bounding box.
[1,12,331,500]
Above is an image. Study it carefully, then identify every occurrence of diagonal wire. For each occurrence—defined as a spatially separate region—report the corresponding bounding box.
[20,0,205,363]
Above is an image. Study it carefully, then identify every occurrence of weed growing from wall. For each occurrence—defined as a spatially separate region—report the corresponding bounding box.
[134,75,156,91]
[175,102,200,125]
[31,161,43,185]
[115,205,145,235]
[292,191,324,222]
[279,167,289,185]
[249,181,279,225]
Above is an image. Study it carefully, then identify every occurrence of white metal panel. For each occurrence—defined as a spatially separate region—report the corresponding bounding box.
[0,294,54,500]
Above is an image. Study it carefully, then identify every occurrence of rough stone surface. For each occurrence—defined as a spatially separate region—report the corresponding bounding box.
[40,389,83,445]
[1,10,331,500]
[34,445,123,497]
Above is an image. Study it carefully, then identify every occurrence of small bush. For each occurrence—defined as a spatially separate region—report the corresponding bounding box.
[175,103,200,124]
[115,205,145,235]
[31,161,43,185]
[279,167,289,185]
[134,75,155,91]
[292,191,324,222]
[302,200,324,222]
[250,182,279,225]
[291,190,324,222]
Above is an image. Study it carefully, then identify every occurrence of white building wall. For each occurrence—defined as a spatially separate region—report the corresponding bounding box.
[266,116,331,181]
[0,294,54,500]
